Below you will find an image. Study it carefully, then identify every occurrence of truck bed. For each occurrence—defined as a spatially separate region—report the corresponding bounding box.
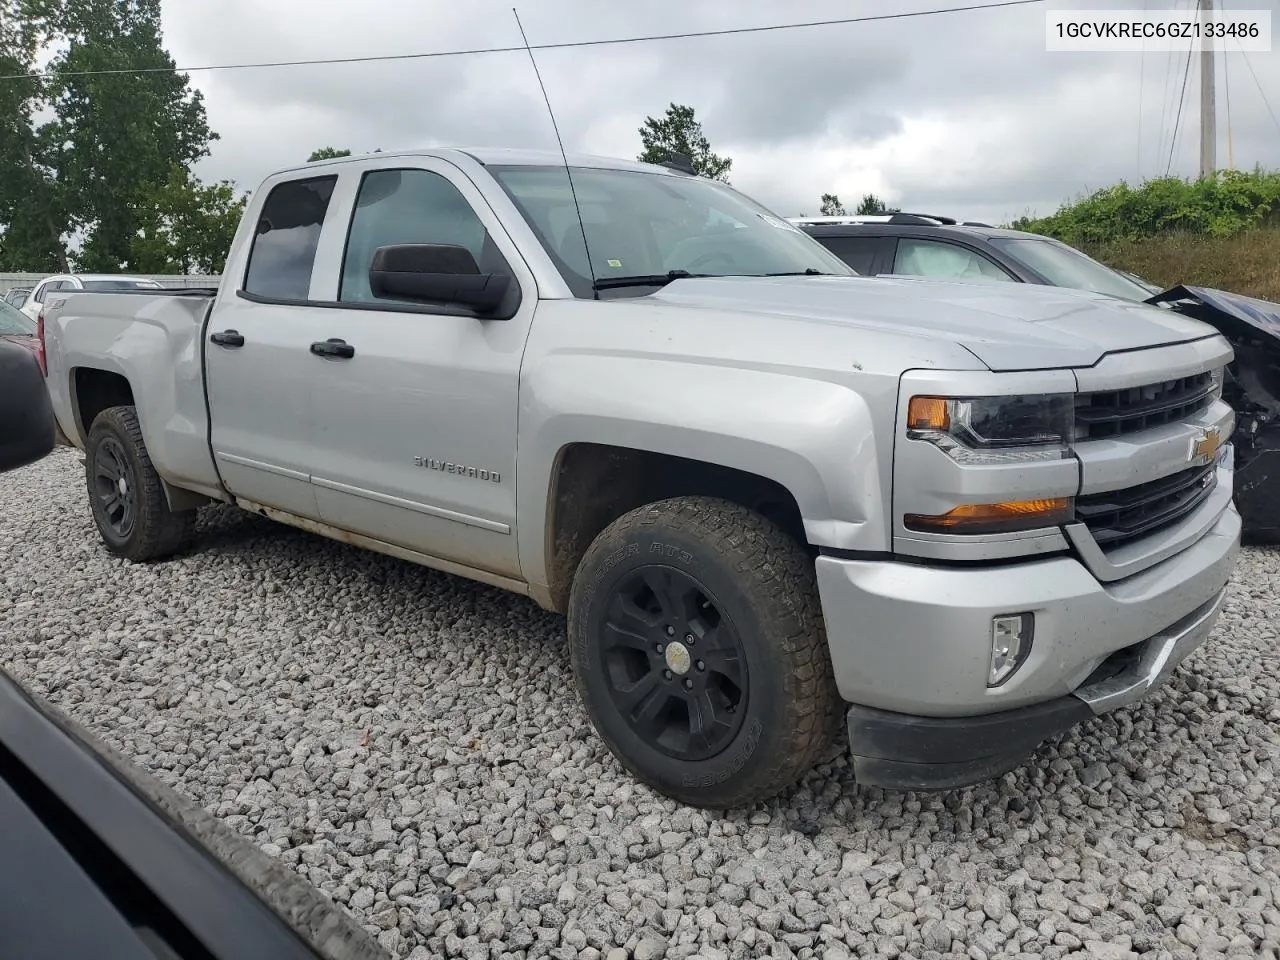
[42,289,225,501]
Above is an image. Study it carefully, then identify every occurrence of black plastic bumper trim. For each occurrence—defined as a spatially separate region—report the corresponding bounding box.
[846,695,1094,791]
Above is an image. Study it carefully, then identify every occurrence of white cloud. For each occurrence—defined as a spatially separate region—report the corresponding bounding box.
[159,0,1280,225]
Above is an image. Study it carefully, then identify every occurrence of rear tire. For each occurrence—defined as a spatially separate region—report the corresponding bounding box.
[567,496,840,808]
[85,405,195,561]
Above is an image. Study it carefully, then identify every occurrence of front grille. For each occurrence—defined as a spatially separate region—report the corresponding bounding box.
[1075,463,1217,548]
[1075,372,1215,440]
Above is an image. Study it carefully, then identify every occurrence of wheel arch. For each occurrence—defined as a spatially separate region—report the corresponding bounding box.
[537,442,812,615]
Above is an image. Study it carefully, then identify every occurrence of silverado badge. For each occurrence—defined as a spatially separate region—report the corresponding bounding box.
[413,456,500,483]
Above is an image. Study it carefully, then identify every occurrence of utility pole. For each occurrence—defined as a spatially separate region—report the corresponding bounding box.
[1199,0,1217,178]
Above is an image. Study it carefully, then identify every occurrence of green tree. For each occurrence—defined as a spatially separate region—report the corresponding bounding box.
[1009,169,1280,245]
[0,0,70,271]
[308,147,352,162]
[856,193,897,215]
[130,166,246,274]
[36,0,216,272]
[637,103,732,181]
[819,193,846,216]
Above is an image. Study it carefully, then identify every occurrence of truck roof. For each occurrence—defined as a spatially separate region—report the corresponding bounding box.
[278,147,687,179]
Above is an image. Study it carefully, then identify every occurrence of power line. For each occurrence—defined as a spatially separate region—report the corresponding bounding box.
[1224,48,1234,168]
[1222,0,1233,168]
[1137,0,1148,176]
[1165,34,1195,176]
[1237,43,1280,141]
[1155,0,1185,173]
[0,0,1047,82]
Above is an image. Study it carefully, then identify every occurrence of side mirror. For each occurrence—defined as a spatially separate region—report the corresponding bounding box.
[368,243,510,315]
[0,341,55,473]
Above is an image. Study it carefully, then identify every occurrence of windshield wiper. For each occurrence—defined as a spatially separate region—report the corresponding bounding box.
[592,269,705,291]
[591,268,831,290]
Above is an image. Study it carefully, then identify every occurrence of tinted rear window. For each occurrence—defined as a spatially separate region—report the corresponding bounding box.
[244,176,339,300]
[812,236,886,274]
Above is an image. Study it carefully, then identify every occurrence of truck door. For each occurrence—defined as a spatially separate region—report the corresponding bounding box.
[204,173,343,517]
[300,159,537,580]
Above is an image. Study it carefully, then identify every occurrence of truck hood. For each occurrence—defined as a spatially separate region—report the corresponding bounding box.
[649,274,1218,371]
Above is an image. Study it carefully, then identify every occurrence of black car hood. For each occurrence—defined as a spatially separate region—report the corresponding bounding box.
[1146,285,1280,343]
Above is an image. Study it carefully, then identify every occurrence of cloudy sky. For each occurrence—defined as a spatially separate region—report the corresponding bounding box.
[159,0,1280,225]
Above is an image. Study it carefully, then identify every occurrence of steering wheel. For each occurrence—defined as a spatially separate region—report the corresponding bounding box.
[682,250,738,272]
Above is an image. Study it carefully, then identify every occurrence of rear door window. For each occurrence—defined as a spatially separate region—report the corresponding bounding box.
[243,176,339,300]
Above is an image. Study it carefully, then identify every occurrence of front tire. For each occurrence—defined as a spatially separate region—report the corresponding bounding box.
[567,496,840,808]
[85,405,195,561]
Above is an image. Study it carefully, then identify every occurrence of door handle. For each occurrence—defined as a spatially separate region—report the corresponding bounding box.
[310,338,355,360]
[210,330,245,347]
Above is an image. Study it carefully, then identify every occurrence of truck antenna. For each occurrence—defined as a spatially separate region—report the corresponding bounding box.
[512,7,599,299]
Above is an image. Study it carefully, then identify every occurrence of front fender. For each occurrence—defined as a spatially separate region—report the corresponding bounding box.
[517,353,891,591]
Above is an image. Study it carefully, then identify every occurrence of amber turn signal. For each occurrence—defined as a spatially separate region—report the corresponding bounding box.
[905,498,1073,535]
[907,396,951,432]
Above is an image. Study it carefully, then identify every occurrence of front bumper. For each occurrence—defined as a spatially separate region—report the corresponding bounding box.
[815,497,1240,791]
[843,586,1226,790]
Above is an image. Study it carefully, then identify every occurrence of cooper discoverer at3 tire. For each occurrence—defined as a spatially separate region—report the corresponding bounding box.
[567,495,841,808]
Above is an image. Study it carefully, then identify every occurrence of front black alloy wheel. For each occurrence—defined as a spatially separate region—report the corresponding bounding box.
[568,495,841,809]
[601,566,748,762]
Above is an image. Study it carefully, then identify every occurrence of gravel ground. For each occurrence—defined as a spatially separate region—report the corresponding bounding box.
[3,448,1280,960]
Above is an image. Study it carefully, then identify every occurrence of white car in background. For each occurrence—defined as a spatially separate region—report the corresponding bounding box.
[21,274,163,321]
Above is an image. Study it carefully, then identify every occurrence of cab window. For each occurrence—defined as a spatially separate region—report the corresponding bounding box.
[339,168,495,305]
[243,176,339,300]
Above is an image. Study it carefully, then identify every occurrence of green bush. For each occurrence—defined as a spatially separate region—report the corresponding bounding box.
[1010,168,1280,246]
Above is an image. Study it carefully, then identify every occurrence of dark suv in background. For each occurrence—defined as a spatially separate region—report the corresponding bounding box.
[791,213,1160,302]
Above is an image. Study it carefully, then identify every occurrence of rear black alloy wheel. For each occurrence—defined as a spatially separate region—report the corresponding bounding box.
[568,495,841,809]
[600,566,747,763]
[91,435,137,541]
[85,406,195,561]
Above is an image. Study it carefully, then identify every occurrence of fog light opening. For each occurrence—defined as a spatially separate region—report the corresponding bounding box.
[989,613,1034,687]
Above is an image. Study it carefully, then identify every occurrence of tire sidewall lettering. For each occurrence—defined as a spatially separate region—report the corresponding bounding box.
[682,716,763,788]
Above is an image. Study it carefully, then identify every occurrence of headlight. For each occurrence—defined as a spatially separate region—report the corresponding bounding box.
[906,393,1075,464]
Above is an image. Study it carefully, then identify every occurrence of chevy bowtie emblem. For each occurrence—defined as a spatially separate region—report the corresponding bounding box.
[1190,427,1221,463]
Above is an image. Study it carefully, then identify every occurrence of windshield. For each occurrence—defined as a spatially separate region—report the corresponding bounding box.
[79,279,163,291]
[489,165,855,298]
[0,301,35,335]
[989,237,1154,302]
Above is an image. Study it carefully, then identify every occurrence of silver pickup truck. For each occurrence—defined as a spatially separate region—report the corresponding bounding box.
[39,148,1240,808]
